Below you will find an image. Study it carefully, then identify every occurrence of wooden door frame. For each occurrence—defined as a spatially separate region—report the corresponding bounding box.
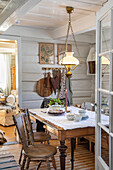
[96,0,113,169]
[0,34,22,107]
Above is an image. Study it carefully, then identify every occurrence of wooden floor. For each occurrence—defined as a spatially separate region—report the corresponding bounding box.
[0,125,96,170]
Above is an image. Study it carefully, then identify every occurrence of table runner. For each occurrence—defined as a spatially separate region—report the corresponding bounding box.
[29,106,109,130]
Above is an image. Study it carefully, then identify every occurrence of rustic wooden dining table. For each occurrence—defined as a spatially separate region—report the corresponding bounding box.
[29,106,109,170]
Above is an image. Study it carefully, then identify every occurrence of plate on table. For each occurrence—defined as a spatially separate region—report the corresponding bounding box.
[48,110,65,116]
[81,115,89,120]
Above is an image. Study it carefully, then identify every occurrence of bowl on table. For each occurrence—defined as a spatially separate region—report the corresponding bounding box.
[74,115,82,122]
[66,113,75,121]
[47,105,65,116]
[78,109,86,117]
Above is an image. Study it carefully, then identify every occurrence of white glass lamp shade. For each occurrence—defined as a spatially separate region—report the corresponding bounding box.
[102,56,110,65]
[60,52,79,66]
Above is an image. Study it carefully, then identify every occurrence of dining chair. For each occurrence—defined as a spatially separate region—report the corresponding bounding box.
[18,109,51,165]
[13,112,57,170]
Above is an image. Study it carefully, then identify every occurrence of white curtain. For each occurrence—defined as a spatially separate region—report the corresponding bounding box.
[0,54,6,91]
[0,54,11,95]
[5,54,11,95]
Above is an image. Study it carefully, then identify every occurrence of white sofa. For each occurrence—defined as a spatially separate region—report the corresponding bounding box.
[0,94,16,126]
[0,106,16,126]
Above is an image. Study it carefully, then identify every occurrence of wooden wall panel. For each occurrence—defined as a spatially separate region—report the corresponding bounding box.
[73,97,92,105]
[21,37,95,109]
[21,41,38,56]
[72,90,92,97]
[22,73,43,81]
[22,100,43,109]
[22,82,37,91]
[71,79,92,90]
[22,91,56,101]
[22,55,38,64]
[22,63,42,73]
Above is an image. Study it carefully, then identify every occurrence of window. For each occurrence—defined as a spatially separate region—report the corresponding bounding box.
[0,54,6,91]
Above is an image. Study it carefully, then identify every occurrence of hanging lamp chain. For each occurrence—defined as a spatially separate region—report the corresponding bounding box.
[65,7,81,59]
[65,13,71,52]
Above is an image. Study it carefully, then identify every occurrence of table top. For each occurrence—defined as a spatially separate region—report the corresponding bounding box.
[29,106,109,131]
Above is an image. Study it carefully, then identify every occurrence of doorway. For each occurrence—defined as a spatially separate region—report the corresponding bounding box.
[0,35,22,108]
[0,39,17,97]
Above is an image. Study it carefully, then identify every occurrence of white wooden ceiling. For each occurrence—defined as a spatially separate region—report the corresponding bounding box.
[15,0,107,29]
[0,0,108,38]
[0,0,10,14]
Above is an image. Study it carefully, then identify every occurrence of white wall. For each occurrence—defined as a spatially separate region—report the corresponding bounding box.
[2,25,95,108]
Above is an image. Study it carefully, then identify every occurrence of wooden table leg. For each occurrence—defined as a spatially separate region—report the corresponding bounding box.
[71,138,76,170]
[58,141,67,170]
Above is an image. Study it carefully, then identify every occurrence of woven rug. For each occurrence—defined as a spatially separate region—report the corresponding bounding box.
[0,152,20,170]
[3,141,18,146]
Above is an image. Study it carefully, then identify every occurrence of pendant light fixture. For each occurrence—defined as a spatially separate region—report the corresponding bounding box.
[60,6,80,78]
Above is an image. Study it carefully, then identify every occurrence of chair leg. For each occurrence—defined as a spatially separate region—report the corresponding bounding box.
[19,148,23,165]
[26,157,30,169]
[47,139,50,145]
[51,156,57,170]
[36,161,42,170]
[46,158,51,170]
[21,155,26,170]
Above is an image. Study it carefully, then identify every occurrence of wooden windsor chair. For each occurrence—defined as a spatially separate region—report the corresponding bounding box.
[18,109,51,166]
[13,112,57,170]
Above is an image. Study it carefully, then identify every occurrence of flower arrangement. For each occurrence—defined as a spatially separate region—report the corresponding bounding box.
[49,98,65,106]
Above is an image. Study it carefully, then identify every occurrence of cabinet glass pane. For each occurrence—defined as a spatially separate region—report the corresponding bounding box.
[100,92,109,125]
[101,129,109,167]
[101,12,111,53]
[100,55,110,90]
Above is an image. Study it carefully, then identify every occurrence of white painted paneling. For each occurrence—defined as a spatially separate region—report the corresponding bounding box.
[71,73,92,80]
[73,91,92,97]
[21,38,95,107]
[21,41,38,56]
[72,79,92,90]
[22,100,43,109]
[22,91,56,101]
[4,26,53,40]
[22,63,42,73]
[72,63,87,74]
[22,82,37,91]
[73,45,90,58]
[73,97,92,105]
[22,73,43,81]
[22,55,38,63]
[2,25,96,108]
[22,92,43,101]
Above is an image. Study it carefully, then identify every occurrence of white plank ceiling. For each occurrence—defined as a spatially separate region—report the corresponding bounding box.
[15,0,108,29]
[0,0,108,32]
[0,0,10,14]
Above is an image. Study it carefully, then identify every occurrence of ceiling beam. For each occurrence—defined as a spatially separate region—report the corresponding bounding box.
[0,0,42,32]
[71,0,103,6]
[49,13,96,39]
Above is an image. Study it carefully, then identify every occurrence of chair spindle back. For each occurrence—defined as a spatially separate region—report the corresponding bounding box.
[13,113,28,152]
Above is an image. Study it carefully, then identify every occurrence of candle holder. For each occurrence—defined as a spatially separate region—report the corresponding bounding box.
[65,89,70,113]
[65,89,67,112]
